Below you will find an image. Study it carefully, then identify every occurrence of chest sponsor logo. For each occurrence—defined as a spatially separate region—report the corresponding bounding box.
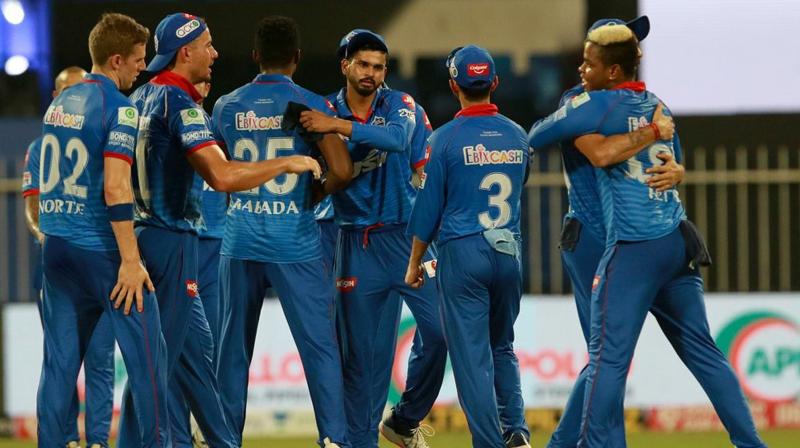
[44,105,85,130]
[467,63,489,76]
[336,277,357,293]
[370,116,386,126]
[463,144,525,166]
[180,108,205,126]
[186,280,199,298]
[235,111,283,131]
[352,148,388,177]
[117,107,138,128]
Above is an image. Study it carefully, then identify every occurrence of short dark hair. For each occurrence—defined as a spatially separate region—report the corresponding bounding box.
[459,84,492,102]
[589,37,641,78]
[88,13,150,66]
[346,42,387,61]
[255,15,299,69]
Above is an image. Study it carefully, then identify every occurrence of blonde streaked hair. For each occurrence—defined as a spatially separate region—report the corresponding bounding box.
[587,24,636,46]
[585,24,642,77]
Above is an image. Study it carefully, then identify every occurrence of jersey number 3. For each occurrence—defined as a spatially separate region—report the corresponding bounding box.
[479,172,512,229]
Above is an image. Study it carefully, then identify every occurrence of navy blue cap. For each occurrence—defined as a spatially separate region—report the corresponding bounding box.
[146,13,208,73]
[338,29,388,58]
[588,15,650,41]
[445,45,495,89]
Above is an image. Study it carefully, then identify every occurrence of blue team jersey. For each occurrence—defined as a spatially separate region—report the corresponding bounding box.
[212,73,335,263]
[407,104,530,244]
[22,136,43,197]
[528,82,685,244]
[196,176,227,239]
[38,73,139,251]
[313,93,432,222]
[329,87,423,228]
[130,71,218,233]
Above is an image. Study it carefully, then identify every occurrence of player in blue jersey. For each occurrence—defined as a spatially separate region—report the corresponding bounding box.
[314,33,434,270]
[120,12,322,448]
[529,23,765,448]
[299,29,447,448]
[213,17,352,448]
[34,13,171,448]
[406,45,531,448]
[23,65,117,448]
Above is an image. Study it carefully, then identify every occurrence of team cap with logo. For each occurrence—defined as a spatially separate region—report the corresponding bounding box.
[339,29,388,58]
[445,45,495,89]
[146,13,208,73]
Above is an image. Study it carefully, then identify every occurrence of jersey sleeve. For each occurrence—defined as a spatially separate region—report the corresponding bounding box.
[410,104,433,169]
[407,131,447,243]
[210,96,228,149]
[309,93,338,118]
[22,139,40,196]
[350,92,416,153]
[103,100,139,165]
[527,91,610,151]
[169,92,217,155]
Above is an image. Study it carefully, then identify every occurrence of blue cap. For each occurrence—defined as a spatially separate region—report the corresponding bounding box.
[588,15,650,41]
[146,13,208,73]
[338,29,388,59]
[445,45,495,89]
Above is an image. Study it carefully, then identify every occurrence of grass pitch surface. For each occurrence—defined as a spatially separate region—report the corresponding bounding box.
[0,429,797,447]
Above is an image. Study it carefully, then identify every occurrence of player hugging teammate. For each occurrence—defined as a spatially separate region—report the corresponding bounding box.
[29,10,764,448]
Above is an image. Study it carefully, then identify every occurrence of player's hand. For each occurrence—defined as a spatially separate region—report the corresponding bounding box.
[35,230,45,245]
[284,155,322,179]
[405,261,425,289]
[646,152,685,191]
[111,259,155,315]
[299,110,340,133]
[652,103,675,141]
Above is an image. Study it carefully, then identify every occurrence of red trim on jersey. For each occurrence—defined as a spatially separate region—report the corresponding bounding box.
[187,140,217,154]
[412,158,428,170]
[103,151,133,165]
[611,81,646,92]
[351,106,373,124]
[455,103,499,118]
[216,139,227,148]
[22,188,39,198]
[150,70,203,103]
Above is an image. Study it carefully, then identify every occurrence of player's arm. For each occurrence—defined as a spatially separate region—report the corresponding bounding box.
[316,133,353,194]
[188,145,321,193]
[645,133,685,192]
[528,93,608,151]
[104,157,154,315]
[572,102,675,168]
[22,146,44,243]
[299,97,416,153]
[405,134,447,288]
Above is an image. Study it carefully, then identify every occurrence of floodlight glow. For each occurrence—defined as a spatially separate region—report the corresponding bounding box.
[1,0,25,25]
[5,55,29,75]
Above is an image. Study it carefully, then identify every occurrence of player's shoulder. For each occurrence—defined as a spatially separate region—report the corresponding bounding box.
[379,88,417,110]
[495,113,528,140]
[559,84,585,107]
[292,83,334,111]
[428,119,460,148]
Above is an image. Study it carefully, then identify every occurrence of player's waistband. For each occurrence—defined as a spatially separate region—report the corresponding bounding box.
[339,222,406,249]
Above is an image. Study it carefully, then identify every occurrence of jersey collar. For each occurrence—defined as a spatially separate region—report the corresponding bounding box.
[335,87,381,124]
[151,70,203,103]
[253,73,294,84]
[82,73,117,90]
[611,81,646,92]
[455,103,499,118]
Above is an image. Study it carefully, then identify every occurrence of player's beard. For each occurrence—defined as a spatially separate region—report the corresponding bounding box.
[349,75,378,97]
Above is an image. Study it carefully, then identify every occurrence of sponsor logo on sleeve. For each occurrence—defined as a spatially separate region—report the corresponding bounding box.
[554,105,568,121]
[467,63,489,76]
[402,94,416,110]
[398,108,416,123]
[22,171,31,188]
[117,107,139,128]
[180,108,206,126]
[570,92,591,109]
[109,131,135,151]
[462,143,525,166]
[186,280,199,298]
[336,277,357,293]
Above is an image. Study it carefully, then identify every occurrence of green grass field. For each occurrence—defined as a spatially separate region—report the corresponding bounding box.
[0,430,797,447]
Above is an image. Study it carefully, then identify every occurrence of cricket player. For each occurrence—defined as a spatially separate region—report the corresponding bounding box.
[212,16,352,448]
[406,45,531,448]
[528,22,766,448]
[299,29,447,448]
[35,13,170,448]
[119,12,321,447]
[23,66,116,448]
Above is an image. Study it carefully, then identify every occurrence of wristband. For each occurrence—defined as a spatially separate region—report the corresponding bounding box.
[107,203,134,222]
[649,122,661,141]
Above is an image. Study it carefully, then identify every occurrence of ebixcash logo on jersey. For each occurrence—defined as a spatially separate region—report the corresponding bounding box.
[462,143,525,166]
